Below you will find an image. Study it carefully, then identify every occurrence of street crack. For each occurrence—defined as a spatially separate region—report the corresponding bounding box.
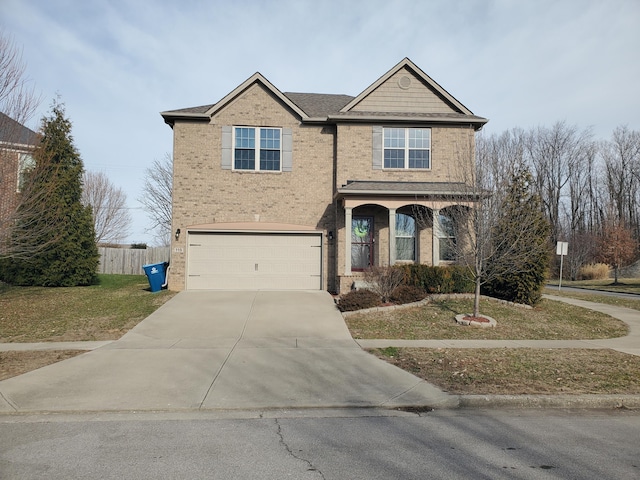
[275,418,326,479]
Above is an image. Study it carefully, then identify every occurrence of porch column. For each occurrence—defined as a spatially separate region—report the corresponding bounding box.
[432,208,440,266]
[345,206,352,275]
[388,208,396,266]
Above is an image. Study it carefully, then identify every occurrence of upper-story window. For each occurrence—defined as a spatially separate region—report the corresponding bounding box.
[234,127,281,171]
[383,127,430,169]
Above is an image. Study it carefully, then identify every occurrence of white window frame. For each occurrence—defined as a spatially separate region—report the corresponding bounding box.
[232,126,282,172]
[437,212,456,262]
[395,213,416,262]
[383,127,431,170]
[17,152,35,193]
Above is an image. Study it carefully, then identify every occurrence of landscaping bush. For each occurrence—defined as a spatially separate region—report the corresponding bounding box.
[397,264,474,294]
[363,265,405,302]
[389,285,428,304]
[337,289,381,312]
[579,263,610,280]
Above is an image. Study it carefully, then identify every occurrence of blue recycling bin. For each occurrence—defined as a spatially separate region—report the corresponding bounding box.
[142,262,168,293]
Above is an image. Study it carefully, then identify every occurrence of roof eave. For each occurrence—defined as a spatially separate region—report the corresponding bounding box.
[160,111,210,127]
[335,188,480,199]
[327,114,488,129]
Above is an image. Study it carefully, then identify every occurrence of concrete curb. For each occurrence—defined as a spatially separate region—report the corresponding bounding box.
[457,394,640,410]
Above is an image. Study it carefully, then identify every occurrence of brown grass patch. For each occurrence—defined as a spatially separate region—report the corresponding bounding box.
[372,347,640,395]
[0,350,86,381]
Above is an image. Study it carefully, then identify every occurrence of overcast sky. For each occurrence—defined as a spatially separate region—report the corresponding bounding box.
[1,0,639,245]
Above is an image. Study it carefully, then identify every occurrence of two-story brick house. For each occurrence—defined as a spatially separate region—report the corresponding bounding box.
[0,112,38,229]
[161,58,487,293]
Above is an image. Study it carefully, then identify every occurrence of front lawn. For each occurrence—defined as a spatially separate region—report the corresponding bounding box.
[345,297,628,340]
[0,274,175,343]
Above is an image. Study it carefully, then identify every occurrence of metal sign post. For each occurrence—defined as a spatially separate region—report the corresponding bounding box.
[556,241,568,291]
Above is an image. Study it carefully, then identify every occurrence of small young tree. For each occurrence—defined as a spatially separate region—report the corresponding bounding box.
[82,170,132,244]
[362,265,405,303]
[596,223,637,284]
[0,100,99,286]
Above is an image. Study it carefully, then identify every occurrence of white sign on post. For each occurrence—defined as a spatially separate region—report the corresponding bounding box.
[556,241,569,290]
[556,241,568,256]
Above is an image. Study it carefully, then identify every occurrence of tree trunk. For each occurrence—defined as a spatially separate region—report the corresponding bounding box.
[474,277,481,318]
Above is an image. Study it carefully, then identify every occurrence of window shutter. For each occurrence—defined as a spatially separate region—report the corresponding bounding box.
[372,126,382,170]
[221,126,232,170]
[282,128,293,172]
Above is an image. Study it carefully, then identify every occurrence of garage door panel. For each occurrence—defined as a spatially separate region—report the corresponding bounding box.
[187,232,322,290]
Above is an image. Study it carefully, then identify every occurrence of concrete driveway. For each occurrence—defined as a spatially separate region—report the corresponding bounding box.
[0,291,454,413]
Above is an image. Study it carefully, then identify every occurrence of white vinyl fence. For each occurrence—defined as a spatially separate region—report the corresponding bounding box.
[98,247,170,275]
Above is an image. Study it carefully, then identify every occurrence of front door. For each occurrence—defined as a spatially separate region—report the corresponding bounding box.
[351,217,373,271]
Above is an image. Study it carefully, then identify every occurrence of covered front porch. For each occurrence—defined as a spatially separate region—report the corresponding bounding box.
[334,181,475,293]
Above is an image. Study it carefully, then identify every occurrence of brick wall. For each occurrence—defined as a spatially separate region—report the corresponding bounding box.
[0,149,19,225]
[169,83,336,290]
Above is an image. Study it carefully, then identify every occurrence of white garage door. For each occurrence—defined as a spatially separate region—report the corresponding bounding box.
[187,232,322,290]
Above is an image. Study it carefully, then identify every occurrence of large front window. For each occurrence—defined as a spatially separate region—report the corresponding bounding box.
[384,127,430,169]
[395,213,416,261]
[234,127,281,171]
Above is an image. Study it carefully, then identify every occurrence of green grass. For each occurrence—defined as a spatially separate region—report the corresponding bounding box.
[345,297,628,340]
[0,274,176,342]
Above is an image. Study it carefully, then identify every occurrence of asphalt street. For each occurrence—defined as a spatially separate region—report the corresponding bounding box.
[2,409,639,479]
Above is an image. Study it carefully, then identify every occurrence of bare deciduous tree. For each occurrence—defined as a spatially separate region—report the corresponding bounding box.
[0,30,50,261]
[430,136,550,317]
[601,126,640,239]
[81,170,132,244]
[138,153,172,245]
[0,30,40,130]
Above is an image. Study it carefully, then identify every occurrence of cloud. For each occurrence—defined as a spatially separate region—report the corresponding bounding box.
[1,0,639,244]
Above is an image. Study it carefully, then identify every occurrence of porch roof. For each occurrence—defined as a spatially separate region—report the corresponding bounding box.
[336,180,475,197]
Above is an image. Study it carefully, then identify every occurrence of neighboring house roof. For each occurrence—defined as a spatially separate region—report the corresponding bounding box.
[0,112,38,146]
[161,58,488,129]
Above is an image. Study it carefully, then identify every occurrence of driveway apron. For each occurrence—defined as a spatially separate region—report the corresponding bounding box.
[0,291,454,413]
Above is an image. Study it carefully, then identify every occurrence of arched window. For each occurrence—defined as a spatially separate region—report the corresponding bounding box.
[438,212,456,262]
[395,213,416,261]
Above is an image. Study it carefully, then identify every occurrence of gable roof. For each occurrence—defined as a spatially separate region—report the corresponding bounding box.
[0,112,39,146]
[161,58,487,129]
[341,57,474,115]
[161,73,310,126]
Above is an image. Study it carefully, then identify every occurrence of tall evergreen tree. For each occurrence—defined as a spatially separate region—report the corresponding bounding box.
[483,167,551,305]
[0,100,98,286]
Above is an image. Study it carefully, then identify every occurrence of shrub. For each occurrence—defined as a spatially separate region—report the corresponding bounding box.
[579,263,610,280]
[449,265,475,293]
[389,285,428,304]
[337,289,381,312]
[362,265,405,302]
[397,264,474,294]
